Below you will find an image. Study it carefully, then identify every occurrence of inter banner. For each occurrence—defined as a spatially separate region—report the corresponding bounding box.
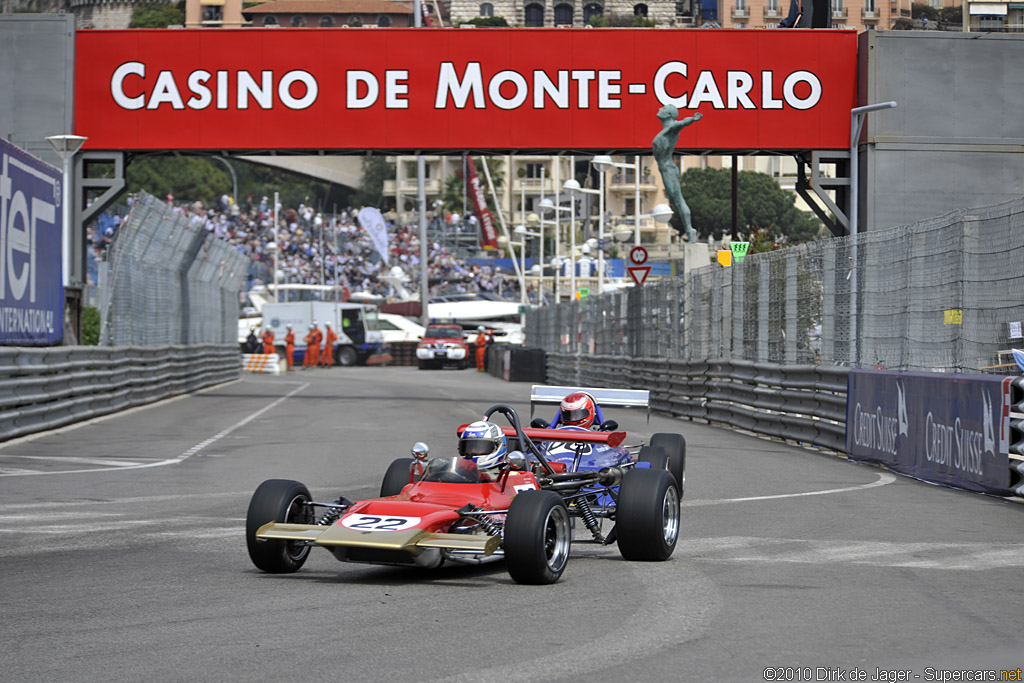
[846,370,1012,495]
[0,139,63,345]
[466,157,497,250]
[75,28,858,152]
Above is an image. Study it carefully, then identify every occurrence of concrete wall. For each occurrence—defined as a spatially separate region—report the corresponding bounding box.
[860,31,1024,232]
[0,14,75,170]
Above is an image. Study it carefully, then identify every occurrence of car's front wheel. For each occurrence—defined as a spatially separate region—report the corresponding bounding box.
[504,490,571,585]
[336,345,359,366]
[615,468,679,562]
[380,458,415,497]
[650,433,686,495]
[246,479,314,573]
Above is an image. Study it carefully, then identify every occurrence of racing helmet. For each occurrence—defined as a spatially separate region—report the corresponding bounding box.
[458,421,508,470]
[560,392,597,429]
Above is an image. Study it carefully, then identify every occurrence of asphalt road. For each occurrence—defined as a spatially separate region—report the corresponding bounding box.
[1,366,1022,683]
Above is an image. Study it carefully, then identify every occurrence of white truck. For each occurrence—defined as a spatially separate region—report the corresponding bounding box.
[260,301,387,366]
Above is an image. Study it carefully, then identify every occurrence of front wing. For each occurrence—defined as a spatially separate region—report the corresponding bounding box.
[256,522,501,555]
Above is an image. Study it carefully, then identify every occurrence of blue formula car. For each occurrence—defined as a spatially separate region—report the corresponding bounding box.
[522,385,687,545]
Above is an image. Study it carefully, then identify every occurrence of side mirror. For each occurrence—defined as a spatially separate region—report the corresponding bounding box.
[411,442,430,460]
[506,450,528,471]
[530,418,549,428]
[599,419,618,432]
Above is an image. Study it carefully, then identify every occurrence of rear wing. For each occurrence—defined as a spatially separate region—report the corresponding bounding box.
[457,424,626,448]
[530,385,650,422]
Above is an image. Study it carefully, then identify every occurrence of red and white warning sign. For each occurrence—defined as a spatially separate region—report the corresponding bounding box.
[627,246,651,286]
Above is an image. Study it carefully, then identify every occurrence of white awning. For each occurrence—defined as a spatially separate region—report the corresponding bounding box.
[970,2,1008,14]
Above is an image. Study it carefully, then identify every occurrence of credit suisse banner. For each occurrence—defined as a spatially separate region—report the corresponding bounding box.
[74,28,857,152]
[0,139,64,345]
[846,370,1012,496]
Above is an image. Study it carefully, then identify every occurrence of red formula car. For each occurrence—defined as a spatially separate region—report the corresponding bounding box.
[246,404,680,585]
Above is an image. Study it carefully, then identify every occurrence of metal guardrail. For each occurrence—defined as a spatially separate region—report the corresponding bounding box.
[0,345,241,442]
[545,352,848,452]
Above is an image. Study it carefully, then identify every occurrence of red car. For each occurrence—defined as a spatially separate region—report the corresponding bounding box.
[246,405,679,585]
[415,324,470,370]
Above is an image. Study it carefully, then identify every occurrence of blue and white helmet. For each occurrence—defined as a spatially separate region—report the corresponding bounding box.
[458,420,508,470]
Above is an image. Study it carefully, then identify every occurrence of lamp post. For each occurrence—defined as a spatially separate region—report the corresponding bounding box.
[272,191,280,302]
[539,197,571,304]
[563,177,601,295]
[593,154,642,247]
[516,221,543,305]
[45,134,88,289]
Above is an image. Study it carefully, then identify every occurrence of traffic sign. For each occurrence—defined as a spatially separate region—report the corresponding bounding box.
[730,241,750,263]
[627,266,651,286]
[629,246,648,265]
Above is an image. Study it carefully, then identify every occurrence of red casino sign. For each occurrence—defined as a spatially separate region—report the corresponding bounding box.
[74,28,857,152]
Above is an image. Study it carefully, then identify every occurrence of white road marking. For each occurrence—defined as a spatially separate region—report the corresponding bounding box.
[676,536,1024,570]
[12,455,148,467]
[0,383,309,477]
[682,472,897,506]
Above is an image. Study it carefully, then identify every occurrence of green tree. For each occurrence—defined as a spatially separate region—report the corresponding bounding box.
[680,167,821,244]
[129,2,186,28]
[939,5,962,27]
[588,12,656,27]
[350,156,395,209]
[127,156,231,203]
[465,16,510,26]
[80,307,100,345]
[912,2,939,20]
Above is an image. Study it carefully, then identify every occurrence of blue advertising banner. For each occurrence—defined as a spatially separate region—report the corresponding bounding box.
[846,370,1012,495]
[0,139,63,345]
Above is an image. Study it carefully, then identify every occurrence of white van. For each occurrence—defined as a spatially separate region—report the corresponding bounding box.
[261,301,386,366]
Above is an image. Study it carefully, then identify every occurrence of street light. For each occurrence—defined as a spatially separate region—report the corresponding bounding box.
[564,177,602,295]
[539,197,572,304]
[46,134,88,289]
[515,222,544,305]
[651,203,674,225]
[593,154,643,247]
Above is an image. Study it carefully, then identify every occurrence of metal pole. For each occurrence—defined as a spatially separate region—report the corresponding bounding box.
[213,155,237,201]
[848,100,897,367]
[61,155,72,288]
[539,166,545,305]
[273,191,280,302]
[557,157,565,305]
[418,156,429,328]
[598,170,605,294]
[731,156,738,241]
[521,175,527,307]
[634,155,641,247]
[569,155,576,299]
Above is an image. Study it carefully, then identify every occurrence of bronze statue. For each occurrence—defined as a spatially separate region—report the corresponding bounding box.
[652,105,702,243]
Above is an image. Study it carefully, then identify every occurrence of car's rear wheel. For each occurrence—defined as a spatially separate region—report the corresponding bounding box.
[380,458,415,497]
[615,468,679,561]
[504,490,571,585]
[650,433,686,495]
[246,479,314,573]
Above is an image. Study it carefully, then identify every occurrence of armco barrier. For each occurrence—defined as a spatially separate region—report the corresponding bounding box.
[0,345,241,442]
[546,352,848,453]
[546,352,1023,497]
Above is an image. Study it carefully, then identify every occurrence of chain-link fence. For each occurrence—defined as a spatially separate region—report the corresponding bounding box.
[99,192,249,346]
[527,198,1024,373]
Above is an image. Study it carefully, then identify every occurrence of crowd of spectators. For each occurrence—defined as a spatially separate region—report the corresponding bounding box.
[87,193,525,302]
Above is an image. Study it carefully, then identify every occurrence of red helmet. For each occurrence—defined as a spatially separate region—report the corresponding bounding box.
[560,392,596,428]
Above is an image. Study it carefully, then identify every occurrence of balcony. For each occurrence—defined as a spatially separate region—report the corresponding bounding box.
[513,177,555,194]
[862,7,879,20]
[832,8,848,19]
[608,172,657,192]
[764,6,782,18]
[731,5,749,19]
[383,179,442,195]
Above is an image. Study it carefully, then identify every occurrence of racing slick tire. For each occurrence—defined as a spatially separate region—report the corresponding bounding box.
[615,468,679,562]
[504,490,571,585]
[336,345,359,367]
[380,458,415,497]
[650,433,686,496]
[637,445,669,472]
[246,479,314,573]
